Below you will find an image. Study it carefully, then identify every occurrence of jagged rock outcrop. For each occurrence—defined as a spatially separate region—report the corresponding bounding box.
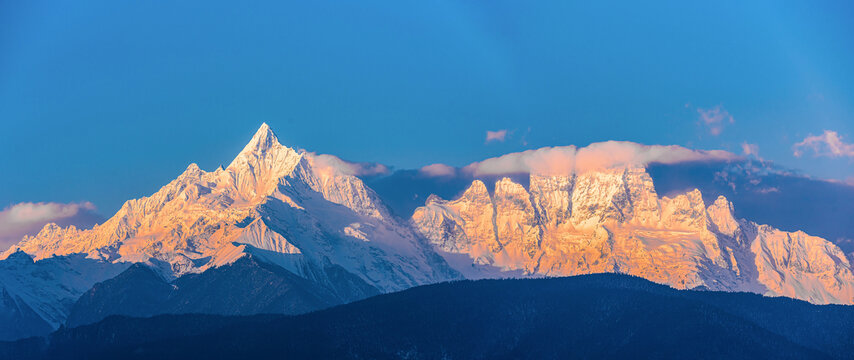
[412,168,854,304]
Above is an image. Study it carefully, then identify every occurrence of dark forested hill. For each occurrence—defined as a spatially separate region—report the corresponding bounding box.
[65,255,378,328]
[2,274,852,360]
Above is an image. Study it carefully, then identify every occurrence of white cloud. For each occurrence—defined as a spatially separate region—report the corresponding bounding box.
[756,187,780,194]
[793,130,854,158]
[741,142,760,158]
[0,202,98,250]
[419,163,456,177]
[463,141,739,176]
[485,129,508,143]
[306,153,390,177]
[697,105,734,136]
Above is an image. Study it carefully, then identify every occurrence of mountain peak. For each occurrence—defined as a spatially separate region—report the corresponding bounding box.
[240,123,280,155]
[227,123,294,171]
[708,195,739,236]
[6,249,34,264]
[182,163,202,175]
[223,123,303,201]
[425,194,444,205]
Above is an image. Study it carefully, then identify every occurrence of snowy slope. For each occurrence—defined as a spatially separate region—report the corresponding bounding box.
[0,250,129,339]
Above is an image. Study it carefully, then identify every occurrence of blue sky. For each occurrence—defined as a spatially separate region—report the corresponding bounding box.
[1,1,853,215]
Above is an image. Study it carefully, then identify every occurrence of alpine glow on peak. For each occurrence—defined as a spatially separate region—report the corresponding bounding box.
[3,3,854,356]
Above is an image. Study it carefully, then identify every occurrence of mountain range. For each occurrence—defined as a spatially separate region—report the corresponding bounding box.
[0,123,852,341]
[3,274,853,360]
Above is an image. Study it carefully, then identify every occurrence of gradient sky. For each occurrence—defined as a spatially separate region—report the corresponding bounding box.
[1,1,853,215]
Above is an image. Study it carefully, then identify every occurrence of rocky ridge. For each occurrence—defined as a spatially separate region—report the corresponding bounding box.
[412,168,854,304]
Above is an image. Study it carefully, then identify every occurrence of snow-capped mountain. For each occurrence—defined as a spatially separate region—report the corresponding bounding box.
[3,124,457,291]
[0,124,459,338]
[0,250,129,340]
[1,123,853,341]
[411,168,854,304]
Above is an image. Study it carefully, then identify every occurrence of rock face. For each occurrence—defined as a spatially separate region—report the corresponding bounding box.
[412,168,854,304]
